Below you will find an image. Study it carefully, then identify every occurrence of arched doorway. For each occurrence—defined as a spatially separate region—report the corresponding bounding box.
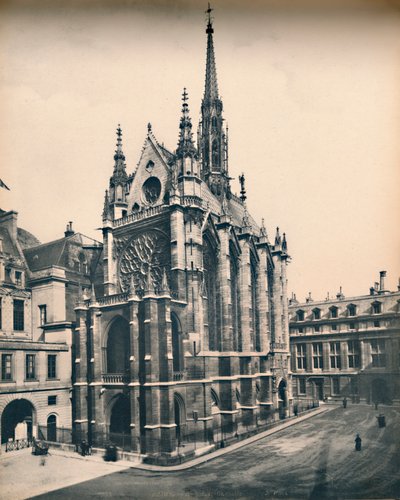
[1,399,34,443]
[109,395,131,436]
[47,414,57,442]
[371,378,391,404]
[106,317,130,375]
[171,313,184,376]
[278,379,289,419]
[174,393,186,445]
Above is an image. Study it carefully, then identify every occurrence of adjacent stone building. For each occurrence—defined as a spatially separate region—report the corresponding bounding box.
[73,11,291,463]
[0,209,101,446]
[289,272,400,405]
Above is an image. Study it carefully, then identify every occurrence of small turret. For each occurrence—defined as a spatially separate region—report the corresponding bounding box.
[275,227,281,247]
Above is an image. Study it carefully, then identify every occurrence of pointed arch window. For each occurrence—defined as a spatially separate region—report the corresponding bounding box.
[203,235,221,351]
[229,242,241,352]
[250,253,261,352]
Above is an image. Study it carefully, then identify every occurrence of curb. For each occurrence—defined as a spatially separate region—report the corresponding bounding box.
[51,405,334,472]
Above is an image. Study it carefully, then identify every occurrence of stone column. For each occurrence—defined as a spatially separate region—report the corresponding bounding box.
[239,240,251,351]
[323,342,330,372]
[73,303,89,442]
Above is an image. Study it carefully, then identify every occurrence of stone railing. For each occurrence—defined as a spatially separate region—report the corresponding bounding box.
[180,195,205,209]
[102,373,129,384]
[113,204,167,227]
[97,293,129,306]
[173,371,185,381]
[270,342,287,351]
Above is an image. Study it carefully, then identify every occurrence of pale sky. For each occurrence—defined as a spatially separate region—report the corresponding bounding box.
[1,0,400,300]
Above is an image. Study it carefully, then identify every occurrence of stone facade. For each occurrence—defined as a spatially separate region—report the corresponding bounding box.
[0,210,102,445]
[74,12,291,463]
[289,272,400,405]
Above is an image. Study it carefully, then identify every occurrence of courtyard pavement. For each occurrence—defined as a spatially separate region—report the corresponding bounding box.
[2,404,399,499]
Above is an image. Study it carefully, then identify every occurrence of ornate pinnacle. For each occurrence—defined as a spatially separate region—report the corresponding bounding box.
[102,189,111,220]
[275,227,281,246]
[145,265,155,295]
[260,218,269,241]
[282,232,287,251]
[160,268,170,296]
[177,88,197,159]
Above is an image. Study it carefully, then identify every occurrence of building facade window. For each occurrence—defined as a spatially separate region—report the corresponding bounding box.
[370,339,386,367]
[347,304,357,317]
[48,395,57,405]
[312,308,321,320]
[298,378,306,394]
[13,299,24,331]
[331,324,337,331]
[329,306,338,319]
[296,310,305,322]
[0,298,2,330]
[372,302,382,314]
[1,354,12,381]
[313,343,323,369]
[373,320,380,328]
[330,342,341,369]
[15,271,22,286]
[39,305,47,326]
[348,340,360,368]
[314,325,320,333]
[296,344,306,370]
[47,355,57,379]
[25,354,36,380]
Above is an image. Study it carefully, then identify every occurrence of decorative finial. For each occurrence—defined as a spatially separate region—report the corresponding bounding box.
[239,173,246,202]
[260,218,268,240]
[147,122,152,133]
[160,268,170,296]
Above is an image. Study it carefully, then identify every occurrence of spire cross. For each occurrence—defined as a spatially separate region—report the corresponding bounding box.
[206,3,213,21]
[182,87,188,103]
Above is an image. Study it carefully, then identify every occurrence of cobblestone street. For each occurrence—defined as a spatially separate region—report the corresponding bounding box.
[25,405,400,500]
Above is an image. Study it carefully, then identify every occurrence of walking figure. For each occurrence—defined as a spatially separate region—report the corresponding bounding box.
[343,397,347,409]
[355,434,362,451]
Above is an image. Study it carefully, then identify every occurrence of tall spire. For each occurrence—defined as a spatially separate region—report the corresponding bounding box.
[199,4,230,199]
[204,3,219,102]
[176,88,197,159]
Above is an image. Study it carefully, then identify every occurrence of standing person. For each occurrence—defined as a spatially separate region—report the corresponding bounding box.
[343,397,347,409]
[355,434,362,451]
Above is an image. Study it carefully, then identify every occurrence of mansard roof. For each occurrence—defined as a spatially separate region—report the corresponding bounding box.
[24,233,102,272]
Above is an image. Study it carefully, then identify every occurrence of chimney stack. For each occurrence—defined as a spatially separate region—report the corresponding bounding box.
[64,221,75,237]
[379,271,387,294]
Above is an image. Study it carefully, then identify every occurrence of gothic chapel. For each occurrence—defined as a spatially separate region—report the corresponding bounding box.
[74,8,291,464]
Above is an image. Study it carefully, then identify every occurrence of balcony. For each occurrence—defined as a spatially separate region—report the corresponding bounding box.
[173,371,185,381]
[102,373,129,384]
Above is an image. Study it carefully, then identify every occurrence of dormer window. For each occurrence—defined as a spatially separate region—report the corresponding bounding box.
[329,306,338,319]
[347,304,357,317]
[312,308,321,320]
[15,271,22,286]
[296,309,305,322]
[372,301,382,314]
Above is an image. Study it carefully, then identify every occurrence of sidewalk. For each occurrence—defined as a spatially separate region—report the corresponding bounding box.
[52,405,333,472]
